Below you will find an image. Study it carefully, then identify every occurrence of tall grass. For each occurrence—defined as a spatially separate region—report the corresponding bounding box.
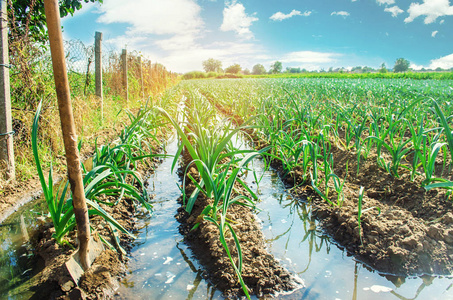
[2,35,177,191]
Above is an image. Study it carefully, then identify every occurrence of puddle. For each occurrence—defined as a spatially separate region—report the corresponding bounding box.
[0,194,49,299]
[116,137,223,299]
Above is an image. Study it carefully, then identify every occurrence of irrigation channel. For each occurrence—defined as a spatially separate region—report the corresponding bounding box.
[1,134,452,299]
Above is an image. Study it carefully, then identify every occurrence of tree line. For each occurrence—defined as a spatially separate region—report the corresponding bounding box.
[200,57,450,76]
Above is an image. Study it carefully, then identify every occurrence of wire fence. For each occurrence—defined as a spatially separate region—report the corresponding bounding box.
[62,39,175,100]
[9,37,175,111]
[8,37,177,158]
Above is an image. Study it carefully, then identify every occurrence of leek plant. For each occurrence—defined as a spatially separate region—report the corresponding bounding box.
[367,119,412,178]
[33,102,135,246]
[432,99,453,168]
[193,153,262,299]
[158,105,256,213]
[357,186,381,245]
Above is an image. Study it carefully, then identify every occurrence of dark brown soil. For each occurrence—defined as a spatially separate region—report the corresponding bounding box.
[175,150,303,298]
[0,142,162,299]
[274,142,453,275]
[20,196,139,300]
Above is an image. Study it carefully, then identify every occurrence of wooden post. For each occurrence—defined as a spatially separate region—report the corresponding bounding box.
[163,67,167,88]
[121,49,128,102]
[148,61,152,95]
[43,0,90,270]
[0,0,15,181]
[138,56,144,99]
[94,31,103,120]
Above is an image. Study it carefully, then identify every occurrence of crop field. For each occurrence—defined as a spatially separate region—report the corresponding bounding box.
[2,77,453,299]
[171,77,453,292]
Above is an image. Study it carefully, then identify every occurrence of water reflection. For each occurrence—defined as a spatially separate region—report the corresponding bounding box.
[116,138,224,299]
[0,199,48,299]
[245,155,453,300]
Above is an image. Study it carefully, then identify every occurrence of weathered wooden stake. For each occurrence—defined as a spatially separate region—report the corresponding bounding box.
[148,61,152,95]
[94,31,103,121]
[43,0,90,270]
[0,0,15,181]
[121,49,128,103]
[138,56,144,99]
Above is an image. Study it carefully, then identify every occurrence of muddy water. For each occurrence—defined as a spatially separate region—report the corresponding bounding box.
[0,194,48,299]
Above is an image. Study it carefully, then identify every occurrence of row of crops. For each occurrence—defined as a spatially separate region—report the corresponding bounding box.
[187,78,453,199]
[174,78,453,278]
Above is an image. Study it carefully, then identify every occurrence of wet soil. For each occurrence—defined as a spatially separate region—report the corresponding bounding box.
[201,90,453,277]
[272,142,453,276]
[0,148,162,299]
[24,192,151,299]
[174,149,303,298]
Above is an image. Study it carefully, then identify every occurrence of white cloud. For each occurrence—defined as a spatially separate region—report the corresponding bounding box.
[331,11,350,17]
[440,19,445,23]
[281,51,341,64]
[429,53,453,69]
[405,0,453,24]
[162,42,265,72]
[96,0,203,35]
[410,63,424,70]
[432,30,439,37]
[410,53,453,70]
[95,0,266,73]
[270,9,311,21]
[376,0,395,5]
[384,6,404,17]
[220,1,258,39]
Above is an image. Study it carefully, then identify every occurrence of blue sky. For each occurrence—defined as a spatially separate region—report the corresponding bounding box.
[61,0,453,73]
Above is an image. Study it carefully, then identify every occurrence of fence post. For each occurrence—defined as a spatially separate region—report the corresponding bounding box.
[138,56,144,99]
[0,0,15,181]
[148,61,152,95]
[94,31,103,120]
[121,49,128,103]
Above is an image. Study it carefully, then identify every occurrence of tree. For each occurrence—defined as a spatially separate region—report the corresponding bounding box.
[393,58,410,73]
[270,61,282,74]
[285,67,301,73]
[252,64,266,75]
[202,58,222,73]
[351,66,362,73]
[362,66,374,73]
[8,0,103,43]
[225,63,241,74]
[379,62,388,73]
[242,68,250,75]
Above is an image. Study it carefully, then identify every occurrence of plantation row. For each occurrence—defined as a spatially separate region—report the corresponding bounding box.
[176,78,453,277]
[187,78,453,197]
